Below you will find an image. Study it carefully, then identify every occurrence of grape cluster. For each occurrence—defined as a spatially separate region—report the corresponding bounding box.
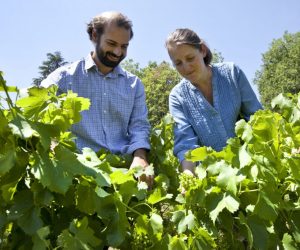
[132,231,152,250]
[216,231,232,250]
[131,230,152,250]
[179,173,199,191]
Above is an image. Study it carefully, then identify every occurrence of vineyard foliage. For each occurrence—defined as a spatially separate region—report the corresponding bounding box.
[0,71,300,249]
[254,31,300,108]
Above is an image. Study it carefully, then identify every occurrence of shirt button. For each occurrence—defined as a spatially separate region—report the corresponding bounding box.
[103,92,106,96]
[103,110,107,114]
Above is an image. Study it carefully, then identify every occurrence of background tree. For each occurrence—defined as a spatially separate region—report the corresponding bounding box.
[212,50,224,64]
[32,51,68,86]
[141,61,180,126]
[254,31,300,107]
[123,59,179,126]
[121,59,144,78]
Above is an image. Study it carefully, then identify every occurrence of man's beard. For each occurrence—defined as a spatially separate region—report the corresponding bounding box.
[96,43,125,68]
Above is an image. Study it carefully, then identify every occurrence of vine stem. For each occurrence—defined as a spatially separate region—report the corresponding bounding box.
[240,189,259,193]
[0,72,18,119]
[120,200,145,217]
[131,202,152,211]
[112,182,152,217]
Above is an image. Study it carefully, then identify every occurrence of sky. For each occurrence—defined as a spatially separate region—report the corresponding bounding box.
[1,0,299,97]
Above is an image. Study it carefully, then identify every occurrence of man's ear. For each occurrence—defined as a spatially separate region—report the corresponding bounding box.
[92,29,98,43]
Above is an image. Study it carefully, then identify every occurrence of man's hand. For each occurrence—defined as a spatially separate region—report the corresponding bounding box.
[130,149,153,189]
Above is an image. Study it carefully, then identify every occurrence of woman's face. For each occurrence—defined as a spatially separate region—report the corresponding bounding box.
[168,43,206,84]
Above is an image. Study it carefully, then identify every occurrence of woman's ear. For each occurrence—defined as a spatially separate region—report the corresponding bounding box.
[200,44,207,57]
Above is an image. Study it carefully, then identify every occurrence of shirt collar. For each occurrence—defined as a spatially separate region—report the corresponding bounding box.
[184,79,197,91]
[184,64,215,91]
[84,53,126,78]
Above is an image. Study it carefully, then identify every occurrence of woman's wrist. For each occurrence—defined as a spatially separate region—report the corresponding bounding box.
[181,160,196,175]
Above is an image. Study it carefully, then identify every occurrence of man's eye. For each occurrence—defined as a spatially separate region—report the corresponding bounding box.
[107,42,115,47]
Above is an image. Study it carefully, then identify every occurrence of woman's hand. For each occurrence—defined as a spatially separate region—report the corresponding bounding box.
[181,160,196,176]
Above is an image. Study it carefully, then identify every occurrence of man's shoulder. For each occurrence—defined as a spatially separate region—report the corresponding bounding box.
[118,66,139,79]
[48,58,85,78]
[117,66,144,87]
[58,58,85,75]
[40,59,84,87]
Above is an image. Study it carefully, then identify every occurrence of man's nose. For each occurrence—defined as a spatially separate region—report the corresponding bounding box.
[113,47,122,56]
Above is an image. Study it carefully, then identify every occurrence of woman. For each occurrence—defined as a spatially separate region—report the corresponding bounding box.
[166,28,262,175]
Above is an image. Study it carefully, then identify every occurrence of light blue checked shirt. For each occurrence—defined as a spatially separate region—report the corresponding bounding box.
[41,53,151,154]
[169,62,262,163]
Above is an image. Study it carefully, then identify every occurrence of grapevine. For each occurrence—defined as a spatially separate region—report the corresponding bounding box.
[1,72,300,249]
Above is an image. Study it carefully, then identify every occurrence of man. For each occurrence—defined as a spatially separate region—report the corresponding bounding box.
[41,11,152,186]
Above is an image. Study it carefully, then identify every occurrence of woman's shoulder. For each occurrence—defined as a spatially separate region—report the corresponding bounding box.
[212,62,237,72]
[170,79,188,94]
[212,62,243,80]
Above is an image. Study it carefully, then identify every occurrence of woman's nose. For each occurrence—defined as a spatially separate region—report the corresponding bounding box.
[182,62,191,72]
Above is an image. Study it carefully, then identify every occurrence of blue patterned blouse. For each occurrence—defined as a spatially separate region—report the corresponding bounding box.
[169,62,262,162]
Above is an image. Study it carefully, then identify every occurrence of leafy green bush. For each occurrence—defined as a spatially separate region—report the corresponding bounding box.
[1,71,299,249]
